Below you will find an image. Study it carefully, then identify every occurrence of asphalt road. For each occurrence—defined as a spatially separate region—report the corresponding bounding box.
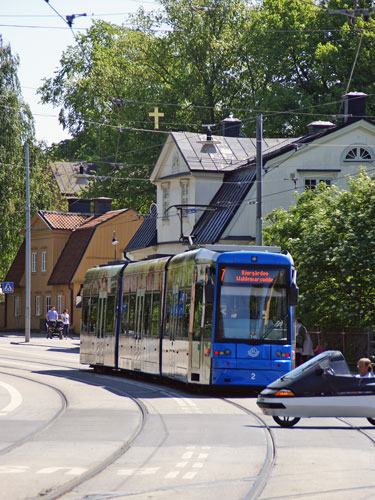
[0,333,374,500]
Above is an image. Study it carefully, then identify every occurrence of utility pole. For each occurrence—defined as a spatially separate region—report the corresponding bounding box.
[25,143,31,342]
[256,114,263,246]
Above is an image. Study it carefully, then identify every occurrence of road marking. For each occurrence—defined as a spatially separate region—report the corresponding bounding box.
[182,452,193,459]
[183,471,197,479]
[192,462,203,468]
[165,471,180,479]
[176,462,188,468]
[37,467,86,475]
[0,466,29,474]
[0,381,23,416]
[118,467,160,476]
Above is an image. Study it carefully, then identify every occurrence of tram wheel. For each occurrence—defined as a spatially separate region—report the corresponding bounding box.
[273,416,300,428]
[367,418,375,426]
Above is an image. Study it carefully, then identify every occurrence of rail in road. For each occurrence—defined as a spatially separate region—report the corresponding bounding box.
[0,336,375,499]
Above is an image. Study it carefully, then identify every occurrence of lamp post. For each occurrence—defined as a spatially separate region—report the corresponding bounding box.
[112,231,119,260]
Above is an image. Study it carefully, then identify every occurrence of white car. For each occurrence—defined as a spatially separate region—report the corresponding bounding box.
[257,350,375,427]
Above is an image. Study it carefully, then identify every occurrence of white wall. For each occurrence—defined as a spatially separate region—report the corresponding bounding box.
[224,120,375,239]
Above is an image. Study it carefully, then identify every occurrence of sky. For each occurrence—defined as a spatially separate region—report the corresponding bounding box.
[1,0,159,146]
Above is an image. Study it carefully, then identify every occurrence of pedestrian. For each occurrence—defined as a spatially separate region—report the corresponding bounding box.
[295,318,306,366]
[61,309,70,339]
[46,306,58,322]
[356,358,373,378]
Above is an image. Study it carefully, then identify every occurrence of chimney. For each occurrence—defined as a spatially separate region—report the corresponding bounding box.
[67,198,91,214]
[93,197,112,216]
[307,120,335,135]
[220,113,242,137]
[342,92,368,124]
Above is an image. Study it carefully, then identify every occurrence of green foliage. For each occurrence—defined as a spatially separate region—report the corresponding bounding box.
[0,40,59,280]
[264,172,375,329]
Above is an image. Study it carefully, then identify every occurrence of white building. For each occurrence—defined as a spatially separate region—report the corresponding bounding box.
[126,92,374,259]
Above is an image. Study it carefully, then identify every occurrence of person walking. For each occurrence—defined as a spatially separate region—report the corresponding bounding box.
[46,306,58,322]
[61,309,70,339]
[295,318,306,366]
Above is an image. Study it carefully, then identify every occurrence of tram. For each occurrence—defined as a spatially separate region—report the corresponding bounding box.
[79,245,298,387]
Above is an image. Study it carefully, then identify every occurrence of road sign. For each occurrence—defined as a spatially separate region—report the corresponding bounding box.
[2,282,14,293]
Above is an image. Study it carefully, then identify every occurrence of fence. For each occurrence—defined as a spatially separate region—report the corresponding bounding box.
[308,328,374,370]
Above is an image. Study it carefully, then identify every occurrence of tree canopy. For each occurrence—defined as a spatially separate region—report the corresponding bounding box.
[39,0,375,212]
[263,172,375,329]
[0,39,59,281]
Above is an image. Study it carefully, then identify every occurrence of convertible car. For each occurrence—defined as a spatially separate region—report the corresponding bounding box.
[257,350,375,427]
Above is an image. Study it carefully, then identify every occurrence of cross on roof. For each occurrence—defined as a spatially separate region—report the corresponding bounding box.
[149,107,164,130]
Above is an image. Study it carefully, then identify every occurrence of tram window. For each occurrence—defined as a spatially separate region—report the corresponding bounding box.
[105,295,116,334]
[203,302,213,340]
[81,297,89,333]
[143,292,152,336]
[88,297,98,334]
[151,292,160,337]
[193,285,203,341]
[164,291,172,339]
[128,294,136,334]
[183,290,191,337]
[121,294,129,334]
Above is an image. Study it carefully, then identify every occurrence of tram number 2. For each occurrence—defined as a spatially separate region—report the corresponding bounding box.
[250,372,256,380]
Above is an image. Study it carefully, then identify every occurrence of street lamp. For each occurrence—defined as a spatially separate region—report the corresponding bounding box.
[112,231,119,260]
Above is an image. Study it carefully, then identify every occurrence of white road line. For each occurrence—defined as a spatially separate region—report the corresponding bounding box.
[37,467,86,475]
[165,471,180,479]
[183,471,197,479]
[176,462,188,468]
[182,452,193,459]
[0,381,23,416]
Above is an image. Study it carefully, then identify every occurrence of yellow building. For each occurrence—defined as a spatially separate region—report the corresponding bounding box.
[3,198,142,335]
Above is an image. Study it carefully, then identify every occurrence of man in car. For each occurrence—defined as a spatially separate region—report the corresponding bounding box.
[356,358,373,378]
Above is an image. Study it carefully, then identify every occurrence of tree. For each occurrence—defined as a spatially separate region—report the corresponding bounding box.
[0,39,59,280]
[263,172,375,329]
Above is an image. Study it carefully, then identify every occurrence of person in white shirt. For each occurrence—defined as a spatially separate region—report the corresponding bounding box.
[356,358,373,378]
[61,309,70,339]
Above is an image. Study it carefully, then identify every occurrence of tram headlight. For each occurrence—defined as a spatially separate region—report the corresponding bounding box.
[276,350,290,358]
[224,349,231,355]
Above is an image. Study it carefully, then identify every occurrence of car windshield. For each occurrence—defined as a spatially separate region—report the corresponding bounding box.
[281,351,351,380]
[215,265,289,342]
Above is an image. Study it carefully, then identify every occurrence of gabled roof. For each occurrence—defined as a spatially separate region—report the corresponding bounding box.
[4,240,25,286]
[79,209,129,229]
[50,162,98,196]
[191,167,256,243]
[48,227,94,285]
[48,209,130,285]
[39,211,91,230]
[169,132,297,173]
[124,205,157,252]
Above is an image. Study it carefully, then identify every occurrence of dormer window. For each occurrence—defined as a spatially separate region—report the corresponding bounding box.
[344,146,373,162]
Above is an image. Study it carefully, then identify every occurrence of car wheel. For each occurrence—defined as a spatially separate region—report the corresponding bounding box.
[273,416,301,428]
[367,418,375,426]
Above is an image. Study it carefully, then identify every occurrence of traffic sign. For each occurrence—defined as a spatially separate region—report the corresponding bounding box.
[2,282,14,293]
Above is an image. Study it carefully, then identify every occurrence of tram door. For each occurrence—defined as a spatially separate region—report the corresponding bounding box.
[133,289,145,370]
[96,295,107,364]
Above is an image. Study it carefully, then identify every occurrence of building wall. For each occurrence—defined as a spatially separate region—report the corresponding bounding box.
[224,121,375,240]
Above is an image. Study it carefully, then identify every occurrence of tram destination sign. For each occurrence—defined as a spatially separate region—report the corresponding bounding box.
[220,267,287,284]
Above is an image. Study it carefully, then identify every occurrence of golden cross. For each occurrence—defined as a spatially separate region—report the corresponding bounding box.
[149,107,164,130]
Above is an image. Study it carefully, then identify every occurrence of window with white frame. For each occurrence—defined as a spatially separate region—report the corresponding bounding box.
[344,146,373,162]
[14,296,19,317]
[162,183,170,220]
[46,296,51,315]
[35,296,41,316]
[180,180,189,217]
[41,251,47,272]
[32,252,37,273]
[57,295,62,315]
[305,178,332,190]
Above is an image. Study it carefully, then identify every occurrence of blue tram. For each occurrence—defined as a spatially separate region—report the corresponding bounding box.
[79,245,298,387]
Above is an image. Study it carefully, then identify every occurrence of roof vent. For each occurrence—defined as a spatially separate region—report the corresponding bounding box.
[67,198,91,214]
[307,120,335,135]
[220,113,242,137]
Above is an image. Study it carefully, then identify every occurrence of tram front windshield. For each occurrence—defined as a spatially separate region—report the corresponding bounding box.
[215,265,289,343]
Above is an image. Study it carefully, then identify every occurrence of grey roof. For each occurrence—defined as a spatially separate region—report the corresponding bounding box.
[124,205,157,252]
[50,162,98,196]
[171,132,298,173]
[191,167,256,243]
